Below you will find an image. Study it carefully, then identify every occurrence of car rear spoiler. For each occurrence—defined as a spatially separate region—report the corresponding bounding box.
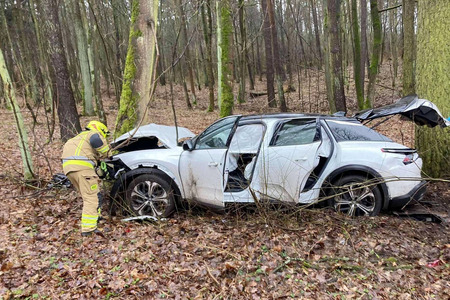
[353,95,450,128]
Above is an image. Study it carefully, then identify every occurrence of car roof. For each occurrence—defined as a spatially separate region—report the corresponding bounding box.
[239,113,357,122]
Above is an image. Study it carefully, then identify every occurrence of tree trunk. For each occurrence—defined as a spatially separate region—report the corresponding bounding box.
[310,0,322,66]
[267,0,287,111]
[0,48,35,180]
[201,0,215,112]
[360,0,368,94]
[389,0,398,86]
[29,0,54,111]
[71,0,94,115]
[366,0,382,108]
[176,0,197,105]
[261,0,276,108]
[217,0,234,117]
[237,0,246,104]
[324,0,346,113]
[402,0,415,96]
[115,0,159,136]
[351,0,364,109]
[43,0,81,141]
[415,0,449,178]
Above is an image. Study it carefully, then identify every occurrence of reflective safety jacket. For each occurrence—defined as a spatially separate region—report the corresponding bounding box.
[61,130,110,174]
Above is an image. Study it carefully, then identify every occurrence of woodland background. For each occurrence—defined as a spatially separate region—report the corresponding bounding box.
[0,0,449,298]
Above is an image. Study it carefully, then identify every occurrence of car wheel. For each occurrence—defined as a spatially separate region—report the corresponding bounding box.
[125,172,175,217]
[331,175,382,217]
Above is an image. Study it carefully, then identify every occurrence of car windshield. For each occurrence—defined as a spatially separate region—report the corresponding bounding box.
[326,120,392,142]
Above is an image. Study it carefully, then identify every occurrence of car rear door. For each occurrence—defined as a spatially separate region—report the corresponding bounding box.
[259,119,322,202]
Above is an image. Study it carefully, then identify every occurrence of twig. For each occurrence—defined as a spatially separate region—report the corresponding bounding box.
[205,263,221,288]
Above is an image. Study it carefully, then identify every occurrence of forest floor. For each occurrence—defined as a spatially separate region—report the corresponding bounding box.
[0,66,449,299]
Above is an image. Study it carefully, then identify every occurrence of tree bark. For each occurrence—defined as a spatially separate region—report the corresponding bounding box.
[324,0,346,113]
[115,0,159,136]
[389,0,398,86]
[360,0,368,94]
[366,0,382,108]
[43,0,81,141]
[176,0,197,105]
[71,0,94,115]
[0,48,35,180]
[261,0,276,108]
[310,0,322,66]
[201,0,215,112]
[237,0,246,104]
[29,0,54,111]
[267,0,287,111]
[351,0,364,109]
[415,0,449,178]
[402,0,415,96]
[217,0,234,117]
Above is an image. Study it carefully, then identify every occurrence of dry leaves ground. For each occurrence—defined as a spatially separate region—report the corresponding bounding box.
[0,68,449,299]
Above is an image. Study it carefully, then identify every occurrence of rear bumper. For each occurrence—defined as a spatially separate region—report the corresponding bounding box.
[388,180,427,209]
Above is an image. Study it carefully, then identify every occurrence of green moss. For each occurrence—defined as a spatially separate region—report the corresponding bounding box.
[218,2,233,118]
[415,0,450,178]
[114,0,140,137]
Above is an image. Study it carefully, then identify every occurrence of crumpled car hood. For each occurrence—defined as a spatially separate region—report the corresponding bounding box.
[112,123,195,149]
[353,95,450,128]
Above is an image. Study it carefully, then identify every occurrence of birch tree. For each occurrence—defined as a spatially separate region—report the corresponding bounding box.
[0,48,34,180]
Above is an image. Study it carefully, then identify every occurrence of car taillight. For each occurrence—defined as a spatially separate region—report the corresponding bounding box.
[403,154,414,165]
[381,148,417,165]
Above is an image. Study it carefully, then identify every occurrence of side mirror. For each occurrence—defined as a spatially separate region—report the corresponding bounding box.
[182,139,194,151]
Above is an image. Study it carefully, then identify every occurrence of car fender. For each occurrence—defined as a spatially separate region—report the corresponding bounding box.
[321,164,390,210]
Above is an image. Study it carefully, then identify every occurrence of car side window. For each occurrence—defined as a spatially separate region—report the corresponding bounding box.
[195,117,238,149]
[325,120,392,142]
[273,119,319,146]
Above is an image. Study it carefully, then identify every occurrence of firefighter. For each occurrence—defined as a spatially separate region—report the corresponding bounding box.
[61,121,110,237]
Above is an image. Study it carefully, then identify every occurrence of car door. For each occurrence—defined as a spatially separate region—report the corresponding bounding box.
[259,119,321,202]
[223,122,266,192]
[179,116,240,207]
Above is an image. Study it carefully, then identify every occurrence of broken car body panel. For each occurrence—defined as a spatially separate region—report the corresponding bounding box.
[354,95,450,128]
[112,123,195,150]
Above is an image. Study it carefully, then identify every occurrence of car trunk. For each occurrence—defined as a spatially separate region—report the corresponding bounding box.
[353,95,450,128]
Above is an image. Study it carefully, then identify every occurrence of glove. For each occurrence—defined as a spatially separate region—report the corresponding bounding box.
[95,166,105,179]
[95,161,107,179]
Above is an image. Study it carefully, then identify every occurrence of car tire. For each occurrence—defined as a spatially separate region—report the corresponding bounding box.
[125,171,175,218]
[330,175,383,217]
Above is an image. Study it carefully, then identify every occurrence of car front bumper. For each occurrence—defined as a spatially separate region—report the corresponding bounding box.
[388,180,427,209]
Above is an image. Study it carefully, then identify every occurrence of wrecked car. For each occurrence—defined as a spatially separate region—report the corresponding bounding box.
[106,95,449,218]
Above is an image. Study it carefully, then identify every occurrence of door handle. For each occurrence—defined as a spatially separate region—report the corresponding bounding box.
[295,157,308,162]
[208,162,218,167]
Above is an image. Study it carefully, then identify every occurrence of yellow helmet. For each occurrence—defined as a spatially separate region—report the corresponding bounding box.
[86,121,110,138]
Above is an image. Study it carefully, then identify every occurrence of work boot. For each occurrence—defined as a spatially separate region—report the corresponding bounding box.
[81,228,105,237]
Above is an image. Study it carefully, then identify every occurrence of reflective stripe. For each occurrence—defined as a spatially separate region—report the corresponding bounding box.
[63,155,93,161]
[82,223,97,228]
[82,219,97,225]
[98,145,109,153]
[63,160,95,169]
[82,216,98,220]
[82,214,98,218]
[75,132,90,156]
